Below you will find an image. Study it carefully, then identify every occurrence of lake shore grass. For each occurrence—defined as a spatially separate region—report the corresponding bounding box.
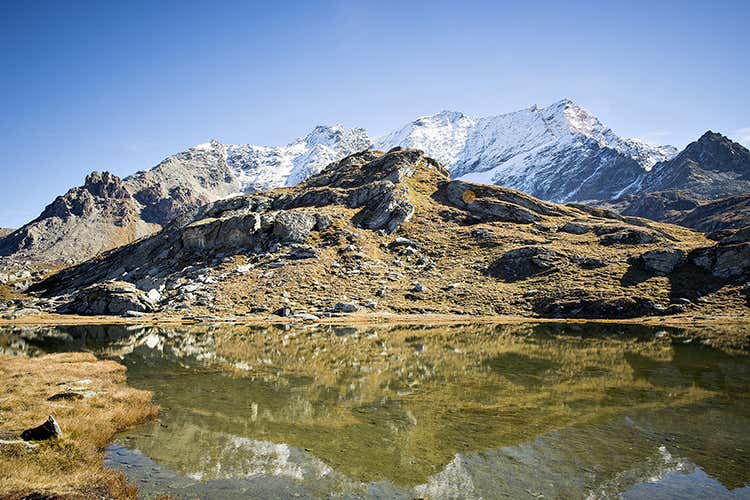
[0,352,158,499]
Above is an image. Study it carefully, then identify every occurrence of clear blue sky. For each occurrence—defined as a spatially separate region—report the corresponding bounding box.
[1,0,748,228]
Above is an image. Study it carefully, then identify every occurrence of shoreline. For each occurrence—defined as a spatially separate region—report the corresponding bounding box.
[1,311,749,328]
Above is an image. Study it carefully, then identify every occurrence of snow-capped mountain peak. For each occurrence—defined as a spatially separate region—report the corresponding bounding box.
[374,110,476,167]
[377,99,677,202]
[226,125,371,192]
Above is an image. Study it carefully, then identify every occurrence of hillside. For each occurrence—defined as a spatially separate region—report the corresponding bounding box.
[3,102,748,274]
[19,148,748,321]
[0,128,368,271]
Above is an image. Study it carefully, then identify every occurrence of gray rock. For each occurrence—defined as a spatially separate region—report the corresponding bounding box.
[559,221,591,235]
[638,248,687,275]
[600,228,656,245]
[333,302,358,313]
[487,247,565,281]
[273,211,317,243]
[353,184,415,233]
[65,281,156,316]
[691,242,750,279]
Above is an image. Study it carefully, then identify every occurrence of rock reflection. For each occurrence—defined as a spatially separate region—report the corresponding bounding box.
[4,322,750,497]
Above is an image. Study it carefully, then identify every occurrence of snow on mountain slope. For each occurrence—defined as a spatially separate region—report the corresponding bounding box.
[377,99,677,202]
[374,111,476,167]
[227,125,371,192]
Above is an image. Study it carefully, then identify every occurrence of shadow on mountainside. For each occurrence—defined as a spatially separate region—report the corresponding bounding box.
[621,261,727,303]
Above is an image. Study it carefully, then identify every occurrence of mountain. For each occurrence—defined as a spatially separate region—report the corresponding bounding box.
[640,131,750,198]
[0,172,160,270]
[227,125,370,191]
[613,132,750,229]
[22,148,748,322]
[5,99,747,273]
[0,126,370,271]
[0,228,12,239]
[376,100,677,202]
[672,194,750,233]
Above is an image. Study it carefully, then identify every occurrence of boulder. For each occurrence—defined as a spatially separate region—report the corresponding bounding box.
[535,296,662,319]
[559,221,591,235]
[600,228,656,245]
[65,281,156,316]
[691,242,750,279]
[273,211,317,243]
[21,416,63,441]
[333,302,358,313]
[353,185,415,233]
[487,247,565,281]
[637,248,687,275]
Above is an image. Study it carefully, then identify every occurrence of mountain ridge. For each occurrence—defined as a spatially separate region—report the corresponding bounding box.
[3,99,748,272]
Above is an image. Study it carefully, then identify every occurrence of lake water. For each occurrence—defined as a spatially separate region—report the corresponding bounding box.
[3,322,750,499]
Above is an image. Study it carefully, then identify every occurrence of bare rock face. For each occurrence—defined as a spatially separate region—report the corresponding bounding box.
[444,180,567,224]
[643,132,750,199]
[610,132,750,232]
[273,211,319,243]
[672,194,750,233]
[691,238,750,280]
[0,172,157,271]
[64,281,156,316]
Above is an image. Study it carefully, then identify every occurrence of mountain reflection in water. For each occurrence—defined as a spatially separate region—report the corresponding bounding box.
[3,322,750,499]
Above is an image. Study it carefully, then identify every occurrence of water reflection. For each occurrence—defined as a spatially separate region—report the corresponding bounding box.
[4,323,750,498]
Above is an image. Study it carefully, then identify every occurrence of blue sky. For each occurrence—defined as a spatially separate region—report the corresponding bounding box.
[1,0,748,228]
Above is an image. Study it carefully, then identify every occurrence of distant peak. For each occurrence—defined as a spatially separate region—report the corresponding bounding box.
[697,130,726,142]
[434,110,466,119]
[549,98,576,109]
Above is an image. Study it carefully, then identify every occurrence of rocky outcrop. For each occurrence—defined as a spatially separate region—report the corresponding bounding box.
[32,149,440,300]
[672,194,750,232]
[600,228,657,246]
[64,281,157,316]
[690,229,750,279]
[619,191,702,221]
[534,296,666,319]
[443,180,567,224]
[487,247,565,281]
[634,248,687,275]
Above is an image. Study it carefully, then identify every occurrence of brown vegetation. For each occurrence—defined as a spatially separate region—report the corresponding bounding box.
[0,353,157,499]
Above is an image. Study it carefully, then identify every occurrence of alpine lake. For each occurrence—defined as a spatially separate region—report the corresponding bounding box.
[3,322,750,499]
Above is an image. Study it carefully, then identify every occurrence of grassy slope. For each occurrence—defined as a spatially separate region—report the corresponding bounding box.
[0,353,158,499]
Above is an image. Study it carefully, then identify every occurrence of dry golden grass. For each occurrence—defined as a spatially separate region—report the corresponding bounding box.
[0,353,158,499]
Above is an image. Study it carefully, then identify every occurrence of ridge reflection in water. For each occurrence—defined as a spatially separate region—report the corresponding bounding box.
[4,322,750,498]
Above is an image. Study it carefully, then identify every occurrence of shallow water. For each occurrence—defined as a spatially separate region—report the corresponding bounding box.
[4,322,750,498]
